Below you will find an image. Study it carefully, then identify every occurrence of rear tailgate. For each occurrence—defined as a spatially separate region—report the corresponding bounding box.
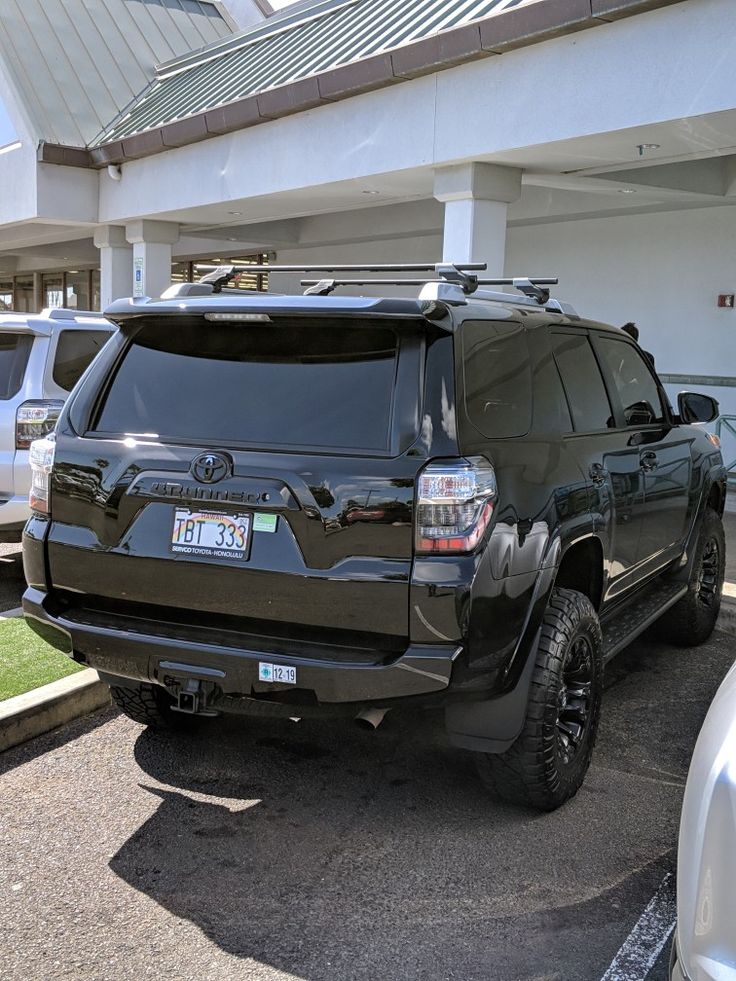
[47,314,449,654]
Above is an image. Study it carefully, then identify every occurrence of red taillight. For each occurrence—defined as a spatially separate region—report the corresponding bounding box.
[16,400,64,449]
[415,457,497,555]
[29,436,56,515]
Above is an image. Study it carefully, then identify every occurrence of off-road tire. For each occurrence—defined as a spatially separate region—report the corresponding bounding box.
[653,507,725,646]
[110,682,197,730]
[475,588,604,811]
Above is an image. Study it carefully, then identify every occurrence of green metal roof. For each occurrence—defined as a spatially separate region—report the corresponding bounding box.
[92,0,537,146]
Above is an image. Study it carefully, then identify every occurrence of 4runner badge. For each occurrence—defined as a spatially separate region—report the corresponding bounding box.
[191,452,231,484]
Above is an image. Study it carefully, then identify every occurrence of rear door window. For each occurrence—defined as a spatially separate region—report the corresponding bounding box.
[596,336,665,426]
[93,318,402,453]
[0,332,32,400]
[551,332,614,432]
[53,329,112,391]
[462,320,532,438]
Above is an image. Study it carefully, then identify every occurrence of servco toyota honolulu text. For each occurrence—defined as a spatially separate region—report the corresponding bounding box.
[22,263,726,811]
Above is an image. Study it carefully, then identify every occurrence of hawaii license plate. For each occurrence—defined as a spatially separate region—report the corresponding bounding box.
[171,509,251,559]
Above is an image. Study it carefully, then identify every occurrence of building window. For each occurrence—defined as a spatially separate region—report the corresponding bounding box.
[13,277,34,313]
[42,273,64,309]
[65,270,92,311]
[91,269,100,311]
[170,255,269,292]
[0,281,12,311]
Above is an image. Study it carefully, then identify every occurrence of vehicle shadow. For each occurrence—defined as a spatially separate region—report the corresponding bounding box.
[0,546,26,612]
[107,652,712,981]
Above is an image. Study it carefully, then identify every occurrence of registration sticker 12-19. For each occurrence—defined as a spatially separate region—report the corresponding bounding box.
[259,663,297,685]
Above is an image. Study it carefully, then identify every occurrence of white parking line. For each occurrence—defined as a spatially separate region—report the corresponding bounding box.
[600,873,676,981]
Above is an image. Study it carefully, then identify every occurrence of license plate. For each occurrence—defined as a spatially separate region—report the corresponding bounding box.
[171,509,251,558]
[259,662,297,685]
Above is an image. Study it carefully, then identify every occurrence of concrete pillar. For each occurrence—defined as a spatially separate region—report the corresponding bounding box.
[33,273,43,312]
[434,163,522,274]
[125,220,180,300]
[94,226,133,311]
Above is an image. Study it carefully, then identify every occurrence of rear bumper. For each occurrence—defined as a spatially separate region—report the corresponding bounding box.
[22,587,461,707]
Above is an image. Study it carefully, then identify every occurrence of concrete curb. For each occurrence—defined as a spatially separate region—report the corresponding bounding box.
[0,669,111,753]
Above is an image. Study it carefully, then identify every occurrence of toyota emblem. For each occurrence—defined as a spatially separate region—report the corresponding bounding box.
[192,452,231,484]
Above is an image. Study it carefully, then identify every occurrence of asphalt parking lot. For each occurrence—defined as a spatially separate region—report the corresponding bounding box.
[1,548,734,981]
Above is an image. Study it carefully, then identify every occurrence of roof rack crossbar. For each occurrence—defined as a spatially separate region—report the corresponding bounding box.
[301,276,559,300]
[198,262,487,292]
[196,264,568,310]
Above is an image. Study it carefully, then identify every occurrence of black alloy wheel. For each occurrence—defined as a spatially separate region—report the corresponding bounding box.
[556,635,594,766]
[653,507,725,646]
[696,537,720,609]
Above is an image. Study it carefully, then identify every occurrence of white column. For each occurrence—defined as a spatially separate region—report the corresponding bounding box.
[434,163,522,275]
[93,225,133,310]
[125,220,180,300]
[33,272,43,312]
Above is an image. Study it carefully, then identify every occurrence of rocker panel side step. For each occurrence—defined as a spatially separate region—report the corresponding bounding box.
[601,580,687,662]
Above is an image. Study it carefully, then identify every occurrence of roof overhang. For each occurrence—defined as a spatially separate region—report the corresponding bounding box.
[38,0,688,171]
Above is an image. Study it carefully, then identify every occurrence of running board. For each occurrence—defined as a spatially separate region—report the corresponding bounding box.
[601,581,687,662]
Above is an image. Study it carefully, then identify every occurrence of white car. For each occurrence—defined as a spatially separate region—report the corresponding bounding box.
[671,657,736,980]
[0,308,114,542]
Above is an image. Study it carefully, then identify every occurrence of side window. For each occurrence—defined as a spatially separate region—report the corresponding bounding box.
[0,333,33,400]
[551,332,613,432]
[462,320,532,438]
[53,330,111,392]
[596,336,665,426]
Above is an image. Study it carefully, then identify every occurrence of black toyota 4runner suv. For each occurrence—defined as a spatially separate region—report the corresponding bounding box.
[22,264,727,811]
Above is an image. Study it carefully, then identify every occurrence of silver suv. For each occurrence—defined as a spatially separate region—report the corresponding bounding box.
[0,308,114,542]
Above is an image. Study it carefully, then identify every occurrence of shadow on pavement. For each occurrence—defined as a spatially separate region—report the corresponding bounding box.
[0,546,26,612]
[106,632,734,981]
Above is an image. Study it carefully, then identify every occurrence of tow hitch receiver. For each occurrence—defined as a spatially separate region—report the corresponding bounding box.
[169,677,219,716]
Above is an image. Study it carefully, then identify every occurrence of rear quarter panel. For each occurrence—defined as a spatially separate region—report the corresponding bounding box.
[410,317,595,690]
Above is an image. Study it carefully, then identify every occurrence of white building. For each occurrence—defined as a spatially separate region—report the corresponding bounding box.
[1,0,736,448]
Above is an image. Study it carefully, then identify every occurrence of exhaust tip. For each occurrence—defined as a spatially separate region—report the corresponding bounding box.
[354,707,388,730]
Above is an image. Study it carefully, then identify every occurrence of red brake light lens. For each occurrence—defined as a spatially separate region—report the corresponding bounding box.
[415,457,497,554]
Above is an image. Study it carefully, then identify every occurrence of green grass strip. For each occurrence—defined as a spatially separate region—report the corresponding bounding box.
[0,617,82,701]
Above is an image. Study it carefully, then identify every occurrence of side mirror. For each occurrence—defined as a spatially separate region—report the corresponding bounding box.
[678,391,719,424]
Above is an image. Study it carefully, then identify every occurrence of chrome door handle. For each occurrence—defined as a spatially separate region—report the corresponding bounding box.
[641,452,659,472]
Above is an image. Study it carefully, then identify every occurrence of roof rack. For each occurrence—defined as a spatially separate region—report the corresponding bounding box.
[40,308,108,320]
[194,263,577,316]
[300,275,558,301]
[197,262,486,293]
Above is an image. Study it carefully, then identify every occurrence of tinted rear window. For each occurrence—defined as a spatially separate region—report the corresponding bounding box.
[0,332,32,400]
[93,319,400,452]
[462,321,532,438]
[53,329,111,391]
[551,333,613,432]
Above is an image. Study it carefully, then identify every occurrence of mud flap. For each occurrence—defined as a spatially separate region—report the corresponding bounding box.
[444,558,557,754]
[444,629,539,754]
